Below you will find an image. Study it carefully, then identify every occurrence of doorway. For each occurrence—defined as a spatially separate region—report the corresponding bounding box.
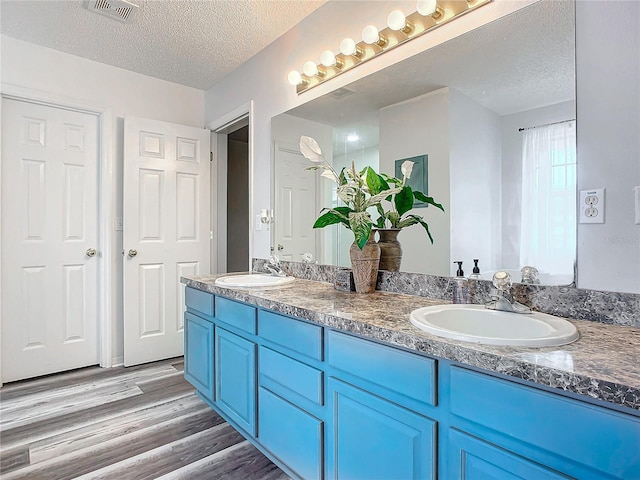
[209,103,253,274]
[226,126,249,272]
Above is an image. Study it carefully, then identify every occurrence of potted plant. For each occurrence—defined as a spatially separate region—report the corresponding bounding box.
[374,160,445,271]
[299,136,401,293]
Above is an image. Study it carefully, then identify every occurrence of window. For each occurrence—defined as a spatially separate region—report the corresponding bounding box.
[520,121,576,275]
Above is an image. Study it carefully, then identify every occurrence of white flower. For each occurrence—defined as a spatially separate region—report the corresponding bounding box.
[320,169,339,183]
[299,135,324,163]
[401,160,414,182]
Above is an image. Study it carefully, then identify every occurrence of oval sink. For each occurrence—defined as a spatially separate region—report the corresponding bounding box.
[215,274,295,288]
[409,304,579,347]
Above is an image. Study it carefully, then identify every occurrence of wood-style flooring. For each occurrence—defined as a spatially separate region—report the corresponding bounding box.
[0,358,290,480]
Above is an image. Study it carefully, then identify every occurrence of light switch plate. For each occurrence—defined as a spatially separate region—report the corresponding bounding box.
[115,217,123,231]
[635,186,640,225]
[579,188,605,224]
[255,214,262,231]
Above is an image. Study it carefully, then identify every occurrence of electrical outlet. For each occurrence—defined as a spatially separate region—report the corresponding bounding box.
[579,188,605,224]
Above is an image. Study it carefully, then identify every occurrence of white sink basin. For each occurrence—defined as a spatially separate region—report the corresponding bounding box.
[410,304,579,347]
[215,274,295,288]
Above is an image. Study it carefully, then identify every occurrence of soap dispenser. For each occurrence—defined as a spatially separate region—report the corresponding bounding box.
[452,261,470,304]
[468,259,482,280]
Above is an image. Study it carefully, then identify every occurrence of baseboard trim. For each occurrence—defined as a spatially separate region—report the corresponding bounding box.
[111,356,124,367]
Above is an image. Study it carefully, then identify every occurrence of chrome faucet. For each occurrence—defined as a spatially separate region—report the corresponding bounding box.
[263,254,287,277]
[520,266,540,284]
[485,271,531,314]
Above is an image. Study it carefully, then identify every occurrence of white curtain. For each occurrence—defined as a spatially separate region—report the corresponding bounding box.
[520,121,576,275]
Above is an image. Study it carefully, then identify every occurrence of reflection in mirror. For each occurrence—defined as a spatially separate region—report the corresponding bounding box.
[272,0,576,285]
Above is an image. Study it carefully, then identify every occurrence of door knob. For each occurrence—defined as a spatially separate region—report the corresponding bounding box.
[127,249,138,258]
[277,244,284,251]
[86,248,97,257]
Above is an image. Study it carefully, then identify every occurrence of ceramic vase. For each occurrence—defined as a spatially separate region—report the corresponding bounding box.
[376,228,403,272]
[349,231,380,293]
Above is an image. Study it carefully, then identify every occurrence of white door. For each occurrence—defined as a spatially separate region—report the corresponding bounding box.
[1,98,100,382]
[274,143,317,261]
[123,116,210,366]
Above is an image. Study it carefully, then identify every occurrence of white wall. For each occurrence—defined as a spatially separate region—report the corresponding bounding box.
[449,88,502,276]
[576,1,640,293]
[204,0,536,261]
[333,143,379,171]
[500,100,576,270]
[1,35,206,363]
[377,87,501,277]
[379,89,451,276]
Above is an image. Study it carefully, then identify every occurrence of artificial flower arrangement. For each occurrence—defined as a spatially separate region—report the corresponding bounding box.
[300,135,444,247]
[299,135,401,249]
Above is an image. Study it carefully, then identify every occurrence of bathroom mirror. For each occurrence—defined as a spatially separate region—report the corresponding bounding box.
[271,0,576,283]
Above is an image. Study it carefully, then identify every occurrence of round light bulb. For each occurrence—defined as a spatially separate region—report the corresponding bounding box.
[346,133,359,143]
[362,25,380,44]
[387,10,406,31]
[287,70,302,86]
[340,38,357,56]
[320,50,337,67]
[417,0,437,16]
[302,61,318,77]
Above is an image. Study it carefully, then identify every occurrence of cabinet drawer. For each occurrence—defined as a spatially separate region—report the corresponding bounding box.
[259,387,323,480]
[449,366,640,478]
[259,310,322,361]
[185,287,214,318]
[259,346,323,406]
[215,296,256,334]
[327,330,436,407]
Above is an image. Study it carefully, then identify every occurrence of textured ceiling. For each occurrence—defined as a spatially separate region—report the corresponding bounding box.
[0,0,325,90]
[288,0,575,147]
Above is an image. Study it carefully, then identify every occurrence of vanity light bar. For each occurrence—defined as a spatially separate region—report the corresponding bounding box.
[288,0,492,94]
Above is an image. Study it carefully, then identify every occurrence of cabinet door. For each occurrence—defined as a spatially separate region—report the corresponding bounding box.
[184,312,214,402]
[215,326,256,436]
[327,378,437,480]
[447,429,571,480]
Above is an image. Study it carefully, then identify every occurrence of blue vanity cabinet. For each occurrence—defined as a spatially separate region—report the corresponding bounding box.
[212,293,258,436]
[259,386,324,480]
[182,288,640,480]
[257,310,325,480]
[183,288,215,403]
[326,378,437,480]
[444,365,640,479]
[326,330,438,480]
[215,325,257,436]
[184,312,215,402]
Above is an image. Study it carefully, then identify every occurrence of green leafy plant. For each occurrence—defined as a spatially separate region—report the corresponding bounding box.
[375,160,445,243]
[300,136,401,250]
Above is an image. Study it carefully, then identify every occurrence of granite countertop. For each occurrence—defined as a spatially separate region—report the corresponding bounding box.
[182,274,640,412]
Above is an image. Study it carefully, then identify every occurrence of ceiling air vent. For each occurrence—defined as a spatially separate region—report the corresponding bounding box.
[86,0,139,23]
[329,88,356,100]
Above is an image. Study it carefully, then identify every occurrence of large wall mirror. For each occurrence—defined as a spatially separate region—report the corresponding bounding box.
[271,0,576,284]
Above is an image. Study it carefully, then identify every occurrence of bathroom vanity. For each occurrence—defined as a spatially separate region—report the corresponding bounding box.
[181,275,639,480]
